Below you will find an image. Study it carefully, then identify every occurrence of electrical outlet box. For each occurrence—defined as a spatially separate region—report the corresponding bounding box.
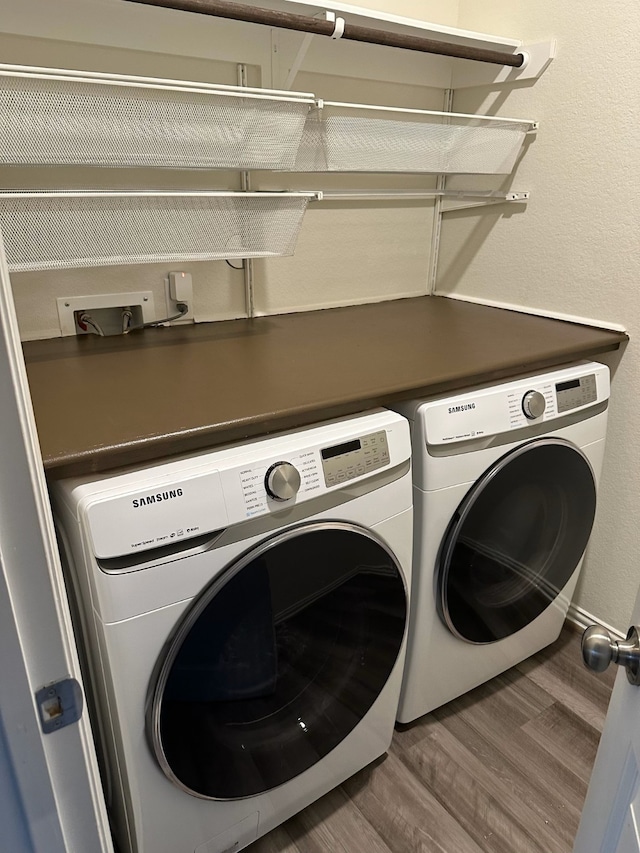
[57,292,156,337]
[165,272,194,324]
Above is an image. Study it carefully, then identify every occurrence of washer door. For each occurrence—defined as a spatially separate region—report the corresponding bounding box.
[147,521,406,800]
[438,438,597,644]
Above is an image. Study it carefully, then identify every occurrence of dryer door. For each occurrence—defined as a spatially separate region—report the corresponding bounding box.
[147,521,406,800]
[437,438,597,644]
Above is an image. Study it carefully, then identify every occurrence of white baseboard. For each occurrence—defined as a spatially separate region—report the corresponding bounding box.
[566,602,624,640]
[436,292,628,334]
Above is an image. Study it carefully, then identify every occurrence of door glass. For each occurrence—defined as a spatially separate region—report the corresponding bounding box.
[149,523,406,799]
[438,439,597,644]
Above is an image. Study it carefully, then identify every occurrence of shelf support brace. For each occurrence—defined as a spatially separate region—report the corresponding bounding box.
[283,11,343,90]
[441,191,530,212]
[315,190,530,204]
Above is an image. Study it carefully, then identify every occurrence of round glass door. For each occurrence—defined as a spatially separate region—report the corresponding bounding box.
[438,438,597,644]
[147,521,406,800]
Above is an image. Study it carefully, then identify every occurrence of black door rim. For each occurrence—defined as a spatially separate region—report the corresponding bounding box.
[436,437,596,645]
[146,519,408,800]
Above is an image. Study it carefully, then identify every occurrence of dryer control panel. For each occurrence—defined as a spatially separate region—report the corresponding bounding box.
[555,373,598,413]
[412,361,610,447]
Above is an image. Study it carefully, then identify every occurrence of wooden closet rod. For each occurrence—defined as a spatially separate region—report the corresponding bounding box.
[124,0,525,67]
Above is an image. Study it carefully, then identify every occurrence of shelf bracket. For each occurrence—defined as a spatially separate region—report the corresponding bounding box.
[441,191,530,213]
[314,190,527,206]
[283,10,344,89]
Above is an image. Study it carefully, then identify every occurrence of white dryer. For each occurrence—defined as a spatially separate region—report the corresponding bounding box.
[50,409,412,853]
[390,362,609,724]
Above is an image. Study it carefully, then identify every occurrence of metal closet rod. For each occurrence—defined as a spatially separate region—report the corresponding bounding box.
[124,0,525,67]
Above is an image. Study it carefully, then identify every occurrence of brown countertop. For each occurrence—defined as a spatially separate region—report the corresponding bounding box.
[23,295,627,479]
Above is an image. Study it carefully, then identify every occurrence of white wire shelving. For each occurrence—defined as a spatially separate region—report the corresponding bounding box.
[0,63,315,171]
[291,101,536,174]
[0,191,321,271]
[0,63,537,177]
[0,63,536,276]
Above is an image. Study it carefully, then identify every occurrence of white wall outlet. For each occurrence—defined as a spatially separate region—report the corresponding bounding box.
[165,272,194,324]
[57,292,155,336]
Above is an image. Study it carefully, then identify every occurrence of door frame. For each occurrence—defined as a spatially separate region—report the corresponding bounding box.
[0,227,112,852]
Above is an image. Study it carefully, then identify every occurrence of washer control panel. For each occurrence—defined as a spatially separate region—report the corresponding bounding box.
[236,424,396,519]
[321,430,390,487]
[69,410,410,559]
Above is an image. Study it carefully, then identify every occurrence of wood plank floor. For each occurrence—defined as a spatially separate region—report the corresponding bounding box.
[248,625,615,853]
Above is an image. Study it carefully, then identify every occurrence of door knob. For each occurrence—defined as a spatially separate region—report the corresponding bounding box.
[582,624,640,685]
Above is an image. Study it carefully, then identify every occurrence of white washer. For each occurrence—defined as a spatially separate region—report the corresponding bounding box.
[50,409,412,853]
[390,362,609,724]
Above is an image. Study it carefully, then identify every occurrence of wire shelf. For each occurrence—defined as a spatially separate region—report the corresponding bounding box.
[0,64,315,171]
[0,192,319,271]
[292,102,535,174]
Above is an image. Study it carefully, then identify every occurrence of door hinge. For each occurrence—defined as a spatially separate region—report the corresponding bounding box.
[35,677,83,734]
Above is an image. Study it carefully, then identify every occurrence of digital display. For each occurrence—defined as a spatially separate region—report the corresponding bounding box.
[555,374,597,414]
[321,439,361,460]
[556,379,581,392]
[320,430,389,487]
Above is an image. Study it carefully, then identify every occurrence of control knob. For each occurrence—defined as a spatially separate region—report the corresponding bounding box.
[265,461,301,502]
[522,390,546,420]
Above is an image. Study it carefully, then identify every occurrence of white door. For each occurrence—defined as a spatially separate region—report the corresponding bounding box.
[0,233,112,852]
[574,607,640,852]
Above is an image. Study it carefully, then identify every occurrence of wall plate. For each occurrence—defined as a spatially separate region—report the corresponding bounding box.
[57,291,155,336]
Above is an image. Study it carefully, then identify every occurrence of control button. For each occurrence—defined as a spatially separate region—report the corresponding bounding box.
[522,390,546,420]
[265,461,301,502]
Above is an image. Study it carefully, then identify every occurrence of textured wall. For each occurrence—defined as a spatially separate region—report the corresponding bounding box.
[443,0,639,631]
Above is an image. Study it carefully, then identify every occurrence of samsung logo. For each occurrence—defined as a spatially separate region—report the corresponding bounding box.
[132,488,183,508]
[448,403,476,414]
